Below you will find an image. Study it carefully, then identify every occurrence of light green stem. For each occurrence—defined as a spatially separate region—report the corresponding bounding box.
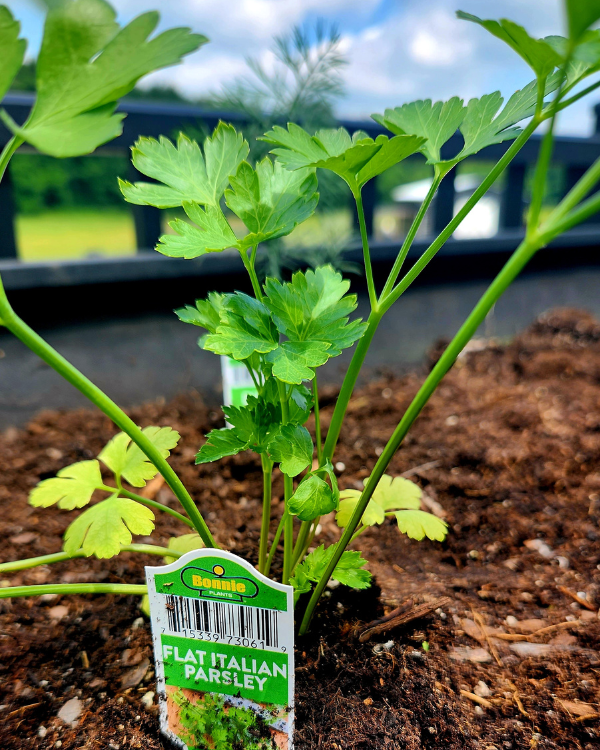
[299,233,543,635]
[354,191,378,310]
[380,170,443,299]
[0,544,181,574]
[0,136,22,183]
[291,520,311,572]
[278,380,294,584]
[320,121,538,467]
[240,247,263,300]
[264,513,285,578]
[380,118,540,315]
[313,374,322,465]
[258,454,273,574]
[321,310,383,462]
[0,583,148,599]
[0,278,216,549]
[111,487,194,528]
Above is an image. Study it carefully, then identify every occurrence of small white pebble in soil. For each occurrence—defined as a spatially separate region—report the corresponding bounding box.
[141,692,155,708]
[475,706,484,715]
[375,446,383,456]
[38,727,47,738]
[566,615,577,621]
[445,415,459,426]
[335,462,345,472]
[117,724,125,731]
[428,726,436,733]
[468,550,479,559]
[132,617,144,630]
[336,602,345,613]
[577,591,588,599]
[474,681,491,698]
[382,388,392,399]
[372,641,394,654]
[505,616,518,627]
[55,743,62,748]
[556,556,570,569]
[135,715,141,722]
[326,579,341,590]
[39,680,49,687]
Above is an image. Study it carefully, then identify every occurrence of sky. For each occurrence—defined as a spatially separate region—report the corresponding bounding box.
[7,0,598,136]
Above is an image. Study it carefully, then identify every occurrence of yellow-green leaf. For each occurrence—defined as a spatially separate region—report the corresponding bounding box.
[64,495,155,558]
[394,510,448,542]
[29,460,102,510]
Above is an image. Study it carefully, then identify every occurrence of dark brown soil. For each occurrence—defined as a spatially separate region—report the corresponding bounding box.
[2,307,600,749]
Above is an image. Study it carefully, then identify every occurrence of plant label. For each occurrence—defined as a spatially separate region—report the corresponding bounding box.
[221,356,258,408]
[146,549,294,749]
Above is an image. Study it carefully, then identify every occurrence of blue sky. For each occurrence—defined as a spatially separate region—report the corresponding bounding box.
[7,0,597,135]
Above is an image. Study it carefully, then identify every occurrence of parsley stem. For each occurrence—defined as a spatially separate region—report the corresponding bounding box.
[0,278,216,549]
[0,544,181,575]
[354,190,378,311]
[278,380,294,584]
[264,513,285,578]
[299,233,543,635]
[380,116,540,314]
[116,488,195,529]
[527,74,567,232]
[258,454,273,574]
[290,520,311,572]
[313,373,322,465]
[379,169,443,300]
[0,583,148,599]
[0,135,22,183]
[240,247,263,300]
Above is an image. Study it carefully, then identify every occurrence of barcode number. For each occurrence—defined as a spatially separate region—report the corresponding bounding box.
[165,595,281,649]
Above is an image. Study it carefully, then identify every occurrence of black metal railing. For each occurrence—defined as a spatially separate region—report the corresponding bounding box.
[2,93,600,263]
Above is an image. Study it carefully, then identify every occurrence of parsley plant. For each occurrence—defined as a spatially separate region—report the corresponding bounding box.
[1,0,600,639]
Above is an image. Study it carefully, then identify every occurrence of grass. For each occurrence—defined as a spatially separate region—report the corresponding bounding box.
[16,209,136,262]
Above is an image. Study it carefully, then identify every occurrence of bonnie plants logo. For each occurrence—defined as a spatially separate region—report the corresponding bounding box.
[181,563,259,602]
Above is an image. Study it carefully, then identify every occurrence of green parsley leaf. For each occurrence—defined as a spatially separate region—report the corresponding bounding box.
[290,544,371,591]
[336,474,422,528]
[195,428,249,464]
[163,533,205,563]
[545,33,600,88]
[457,76,558,159]
[98,426,180,487]
[2,0,206,157]
[264,264,367,370]
[372,97,465,164]
[288,384,313,424]
[175,292,226,333]
[565,0,600,42]
[261,123,424,193]
[64,495,155,558]
[265,341,331,383]
[119,124,248,208]
[394,510,448,542]
[223,396,281,453]
[29,459,102,510]
[0,6,26,100]
[225,159,319,247]
[288,475,335,521]
[204,300,278,360]
[157,203,238,259]
[456,12,560,79]
[267,424,313,477]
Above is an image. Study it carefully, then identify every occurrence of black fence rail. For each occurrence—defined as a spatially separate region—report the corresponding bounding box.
[2,93,600,273]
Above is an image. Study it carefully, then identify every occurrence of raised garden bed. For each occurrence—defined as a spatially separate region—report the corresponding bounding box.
[1,308,599,749]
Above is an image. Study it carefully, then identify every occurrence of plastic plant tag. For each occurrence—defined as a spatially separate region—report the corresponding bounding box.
[221,355,258,408]
[146,549,294,749]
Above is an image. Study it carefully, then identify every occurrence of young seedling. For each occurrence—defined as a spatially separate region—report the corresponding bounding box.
[1,0,600,648]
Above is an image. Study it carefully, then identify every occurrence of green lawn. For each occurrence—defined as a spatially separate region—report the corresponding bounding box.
[16,209,136,262]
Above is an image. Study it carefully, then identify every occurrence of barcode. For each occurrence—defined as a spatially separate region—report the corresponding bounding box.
[165,595,280,648]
